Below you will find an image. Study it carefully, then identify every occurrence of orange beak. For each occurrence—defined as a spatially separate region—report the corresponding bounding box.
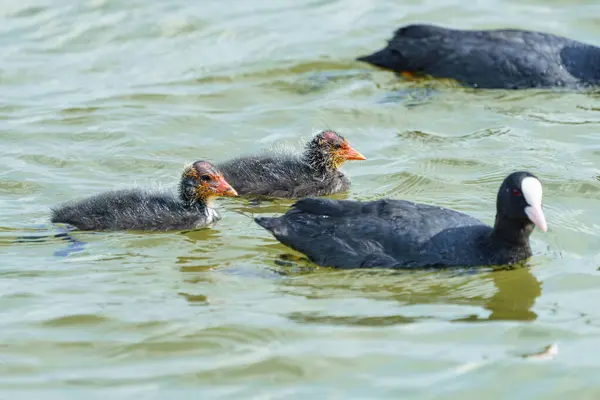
[214,175,238,197]
[340,143,366,161]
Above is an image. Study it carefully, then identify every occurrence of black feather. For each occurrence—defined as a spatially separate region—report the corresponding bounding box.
[358,24,600,89]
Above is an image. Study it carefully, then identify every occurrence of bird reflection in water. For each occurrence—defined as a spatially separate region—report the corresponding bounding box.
[280,264,541,325]
[15,224,88,257]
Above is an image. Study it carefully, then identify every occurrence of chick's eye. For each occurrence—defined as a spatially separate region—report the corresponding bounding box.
[512,189,521,196]
[200,175,211,182]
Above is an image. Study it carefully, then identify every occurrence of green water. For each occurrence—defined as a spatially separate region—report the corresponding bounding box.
[1,0,600,398]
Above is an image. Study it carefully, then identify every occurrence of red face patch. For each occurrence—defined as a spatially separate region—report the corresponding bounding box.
[193,161,213,170]
[321,130,341,143]
[191,160,220,177]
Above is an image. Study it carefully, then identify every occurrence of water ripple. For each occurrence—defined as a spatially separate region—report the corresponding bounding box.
[1,0,600,396]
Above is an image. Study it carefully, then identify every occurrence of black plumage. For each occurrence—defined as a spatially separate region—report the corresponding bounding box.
[51,161,237,231]
[256,172,548,269]
[217,130,365,198]
[358,24,600,89]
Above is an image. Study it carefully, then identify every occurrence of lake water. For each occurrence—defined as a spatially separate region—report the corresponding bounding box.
[1,0,600,398]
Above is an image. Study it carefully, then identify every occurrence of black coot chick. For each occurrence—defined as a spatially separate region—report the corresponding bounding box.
[358,24,600,89]
[256,171,548,269]
[51,161,237,231]
[217,130,365,198]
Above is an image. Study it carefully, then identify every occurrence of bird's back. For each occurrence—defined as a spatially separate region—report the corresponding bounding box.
[256,198,490,268]
[358,24,600,88]
[51,189,212,231]
[218,155,348,198]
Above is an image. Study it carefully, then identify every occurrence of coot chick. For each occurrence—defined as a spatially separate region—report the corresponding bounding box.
[217,130,365,198]
[51,161,237,231]
[358,24,600,89]
[256,171,548,269]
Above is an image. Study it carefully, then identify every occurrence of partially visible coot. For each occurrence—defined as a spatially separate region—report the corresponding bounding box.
[51,161,237,231]
[217,130,365,198]
[256,171,548,269]
[358,24,600,89]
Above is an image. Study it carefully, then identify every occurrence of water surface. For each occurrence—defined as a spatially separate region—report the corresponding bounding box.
[1,0,600,398]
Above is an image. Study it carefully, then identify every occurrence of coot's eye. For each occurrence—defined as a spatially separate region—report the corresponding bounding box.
[512,189,521,196]
[200,175,211,182]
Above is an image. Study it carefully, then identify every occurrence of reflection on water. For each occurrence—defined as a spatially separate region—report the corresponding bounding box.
[482,267,541,321]
[283,266,541,326]
[3,225,88,257]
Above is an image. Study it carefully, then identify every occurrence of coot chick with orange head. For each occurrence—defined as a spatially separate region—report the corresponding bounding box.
[358,24,600,89]
[256,171,548,269]
[217,130,365,198]
[51,161,237,231]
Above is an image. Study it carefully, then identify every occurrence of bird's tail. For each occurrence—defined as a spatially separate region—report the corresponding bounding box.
[357,47,406,71]
[254,216,284,235]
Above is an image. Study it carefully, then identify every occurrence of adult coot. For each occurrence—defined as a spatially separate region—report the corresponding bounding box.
[217,130,365,198]
[358,24,600,89]
[51,161,237,231]
[255,171,548,269]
